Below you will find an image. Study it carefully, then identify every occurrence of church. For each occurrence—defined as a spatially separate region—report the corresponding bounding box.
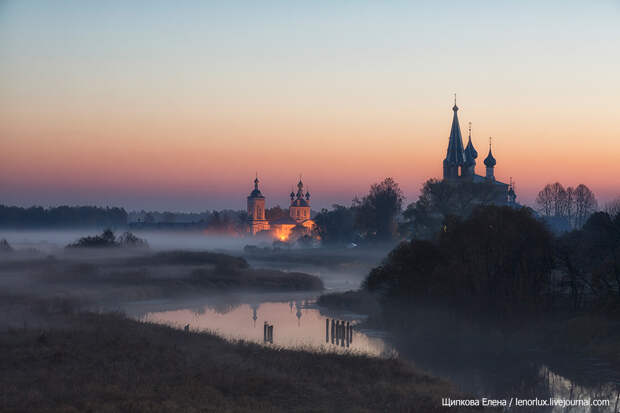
[246,176,316,240]
[442,98,516,205]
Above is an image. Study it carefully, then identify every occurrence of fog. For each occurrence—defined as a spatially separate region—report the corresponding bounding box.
[0,229,254,253]
[4,229,616,411]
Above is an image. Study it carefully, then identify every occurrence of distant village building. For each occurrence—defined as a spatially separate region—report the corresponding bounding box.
[442,98,517,205]
[247,176,315,240]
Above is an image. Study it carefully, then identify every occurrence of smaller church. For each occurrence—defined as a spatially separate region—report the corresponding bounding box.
[246,176,316,240]
[442,98,516,205]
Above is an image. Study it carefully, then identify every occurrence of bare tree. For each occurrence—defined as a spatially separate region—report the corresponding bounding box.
[565,186,575,226]
[536,182,568,217]
[604,196,620,217]
[573,184,598,228]
[536,184,554,216]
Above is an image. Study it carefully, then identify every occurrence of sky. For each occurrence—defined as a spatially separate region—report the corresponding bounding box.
[1,1,619,212]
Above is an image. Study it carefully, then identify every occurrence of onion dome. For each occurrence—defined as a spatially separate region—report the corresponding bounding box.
[484,146,496,167]
[464,128,478,166]
[463,122,477,164]
[305,191,310,200]
[249,176,264,198]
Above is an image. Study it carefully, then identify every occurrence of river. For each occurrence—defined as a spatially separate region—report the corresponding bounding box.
[123,252,620,413]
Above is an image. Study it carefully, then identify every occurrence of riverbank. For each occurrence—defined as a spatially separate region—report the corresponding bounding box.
[0,295,482,413]
[318,289,620,395]
[320,289,620,363]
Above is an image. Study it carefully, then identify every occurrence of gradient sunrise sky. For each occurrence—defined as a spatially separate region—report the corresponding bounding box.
[1,1,619,211]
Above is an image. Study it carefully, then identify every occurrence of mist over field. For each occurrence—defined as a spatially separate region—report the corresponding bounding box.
[1,230,253,253]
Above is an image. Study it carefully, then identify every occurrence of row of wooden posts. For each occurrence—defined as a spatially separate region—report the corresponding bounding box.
[326,318,353,347]
[263,322,274,343]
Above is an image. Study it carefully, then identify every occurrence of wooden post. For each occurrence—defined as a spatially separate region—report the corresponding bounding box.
[269,325,274,343]
[336,320,341,343]
[263,321,267,342]
[325,319,329,343]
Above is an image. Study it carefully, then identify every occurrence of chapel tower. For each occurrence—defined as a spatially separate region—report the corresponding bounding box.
[247,175,269,234]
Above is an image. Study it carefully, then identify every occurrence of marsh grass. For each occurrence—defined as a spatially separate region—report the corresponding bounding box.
[0,297,482,413]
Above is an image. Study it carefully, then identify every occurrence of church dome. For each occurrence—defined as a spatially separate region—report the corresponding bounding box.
[249,188,263,198]
[484,148,496,167]
[464,139,478,166]
[249,177,264,198]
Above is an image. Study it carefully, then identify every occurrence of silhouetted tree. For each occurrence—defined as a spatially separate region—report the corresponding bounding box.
[354,177,404,242]
[403,179,502,239]
[117,232,149,248]
[536,183,597,229]
[556,211,620,312]
[365,206,555,316]
[265,205,288,221]
[313,205,356,245]
[67,230,147,248]
[604,196,620,217]
[0,205,128,228]
[143,212,155,224]
[536,182,569,217]
[162,212,176,223]
[573,184,598,228]
[67,229,117,248]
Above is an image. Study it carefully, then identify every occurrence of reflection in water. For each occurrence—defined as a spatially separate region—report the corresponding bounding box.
[263,322,273,343]
[394,332,620,413]
[136,298,391,356]
[325,318,353,348]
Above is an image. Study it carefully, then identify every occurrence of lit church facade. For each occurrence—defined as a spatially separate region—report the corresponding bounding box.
[247,177,315,240]
[442,99,517,205]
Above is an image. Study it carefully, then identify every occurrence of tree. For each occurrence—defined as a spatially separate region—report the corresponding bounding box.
[364,206,555,316]
[573,184,598,228]
[354,178,404,242]
[144,213,155,224]
[404,179,502,240]
[536,182,597,229]
[313,205,356,245]
[265,205,288,221]
[557,211,620,311]
[604,196,620,217]
[536,182,569,217]
[0,205,128,228]
[117,232,149,248]
[162,212,176,223]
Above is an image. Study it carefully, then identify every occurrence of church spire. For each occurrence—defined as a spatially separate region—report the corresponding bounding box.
[443,95,465,179]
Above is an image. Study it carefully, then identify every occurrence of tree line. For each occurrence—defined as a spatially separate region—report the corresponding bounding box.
[313,177,405,245]
[0,205,128,229]
[363,205,620,318]
[314,178,609,245]
[535,182,597,230]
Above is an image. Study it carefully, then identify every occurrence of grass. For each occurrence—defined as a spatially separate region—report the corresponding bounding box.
[0,296,483,413]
